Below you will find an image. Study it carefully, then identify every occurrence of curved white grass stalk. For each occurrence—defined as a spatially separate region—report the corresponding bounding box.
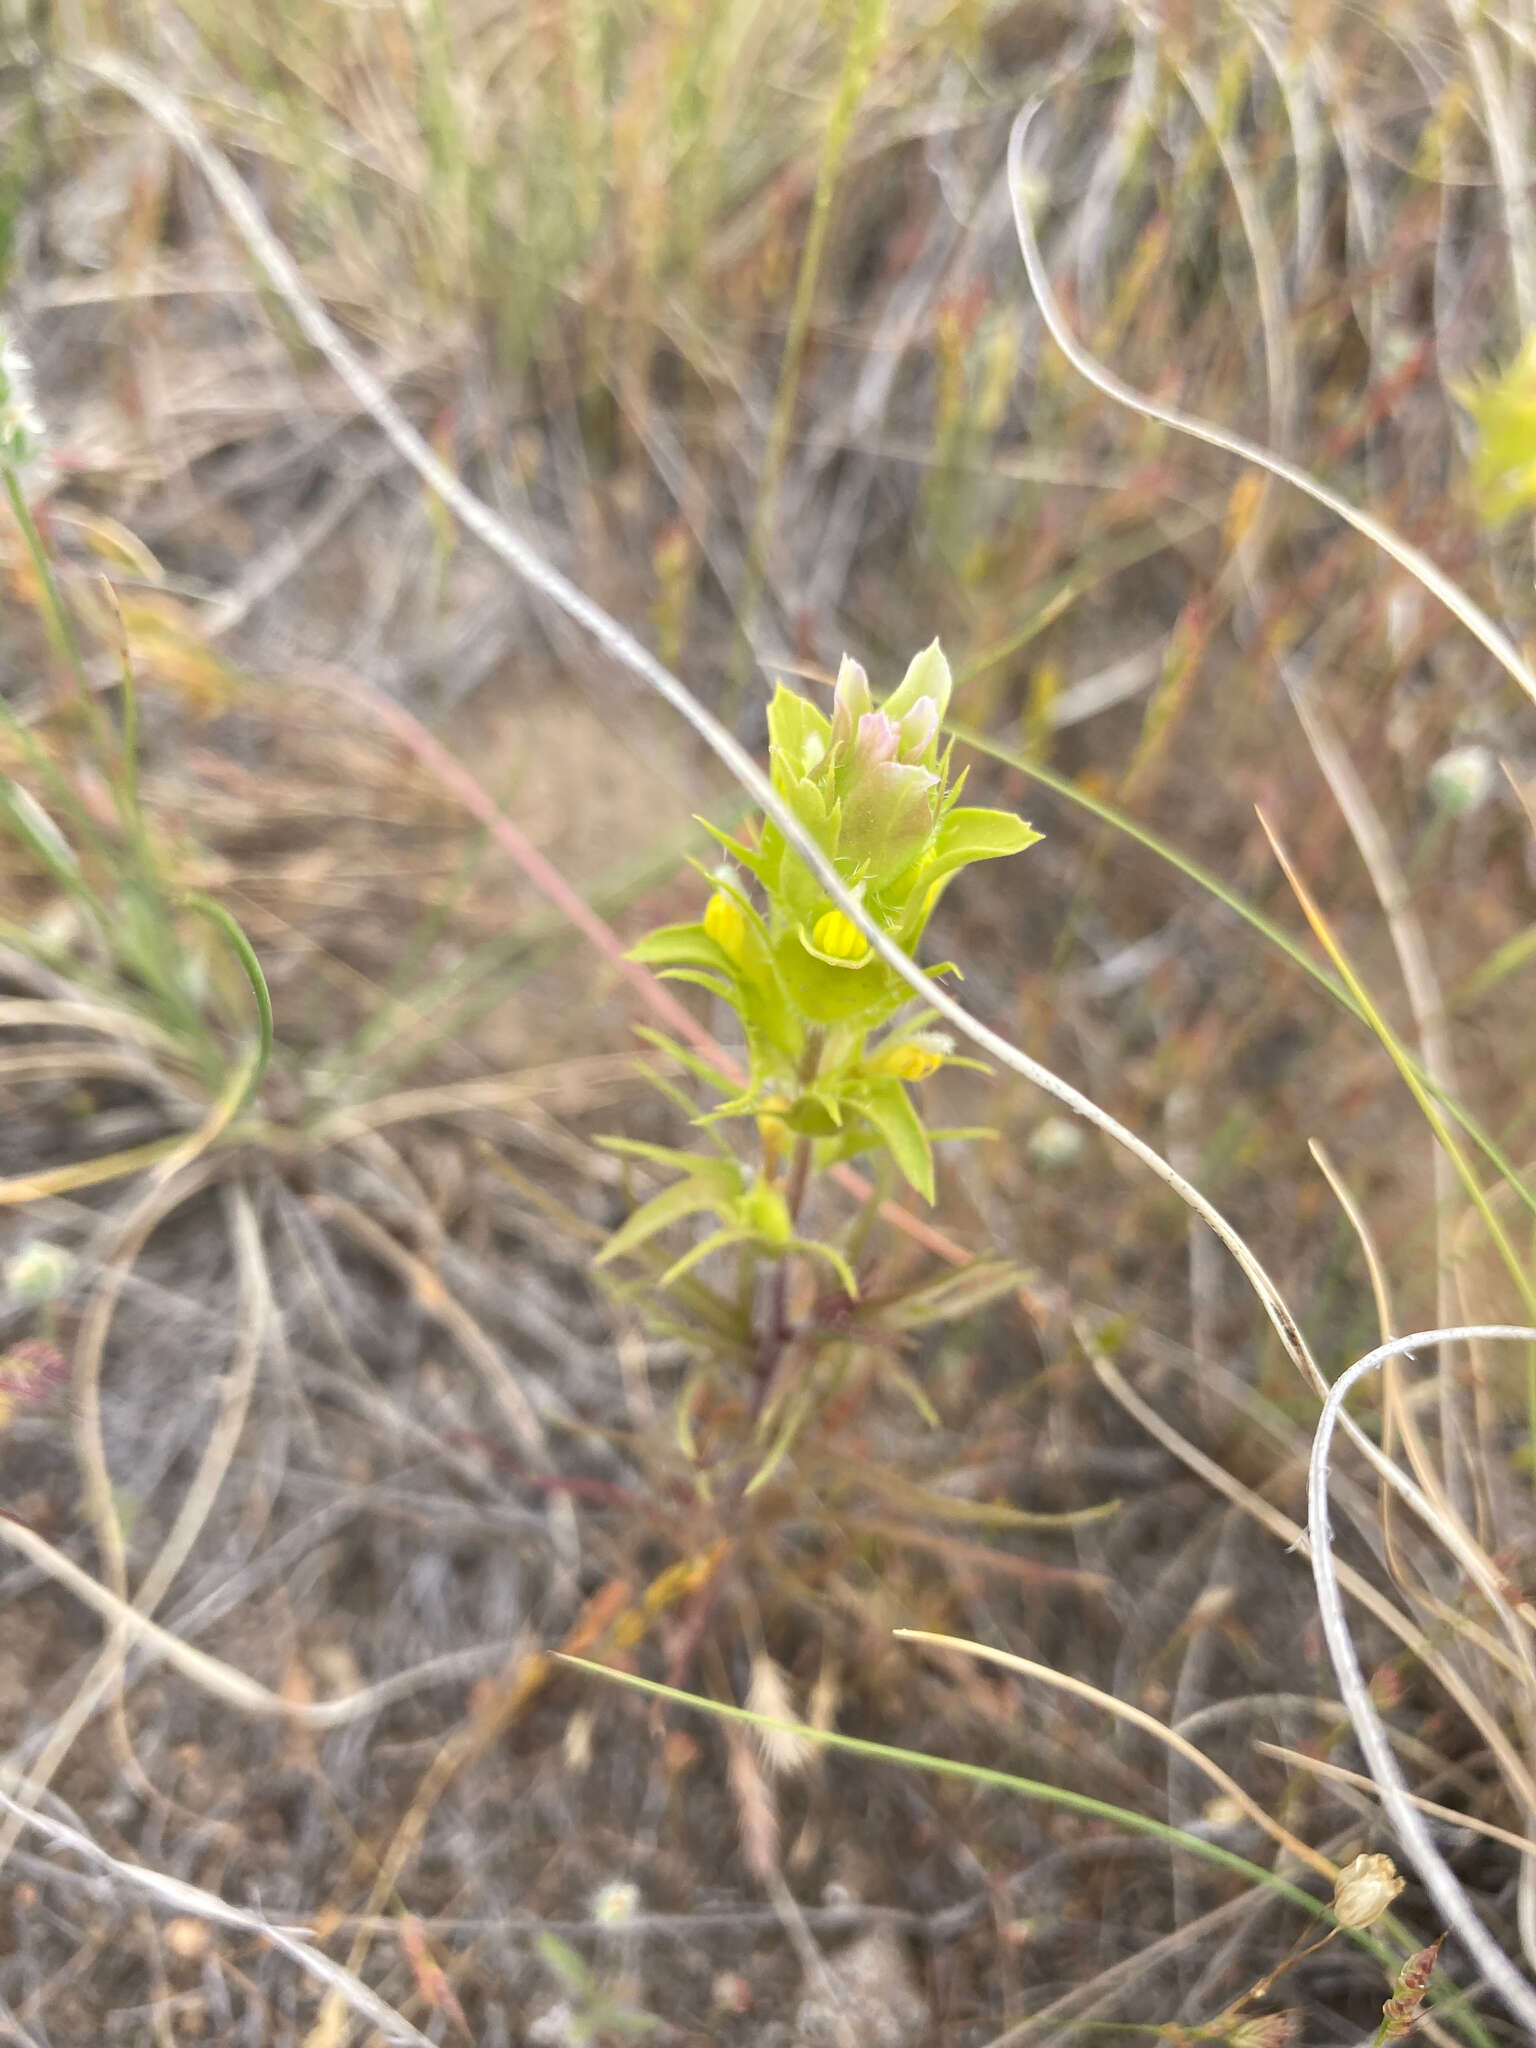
[76,59,1536,2030]
[1241,10,1326,284]
[1138,29,1301,1451]
[0,1180,270,1879]
[78,52,1332,1409]
[1153,30,1296,450]
[1448,0,1536,330]
[1309,1326,1536,2036]
[86,28,1536,1684]
[1304,44,1389,376]
[0,1508,518,1730]
[0,1784,436,2048]
[895,1628,1336,1879]
[0,996,184,1052]
[1014,71,1536,1668]
[1281,655,1478,1523]
[1005,99,1536,712]
[1094,1342,1536,1818]
[1254,1740,1536,1861]
[1071,26,1158,327]
[1108,1326,1536,2043]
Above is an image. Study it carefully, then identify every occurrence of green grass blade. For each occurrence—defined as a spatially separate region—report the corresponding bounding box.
[558,1656,1492,2045]
[950,721,1536,1229]
[182,892,274,1112]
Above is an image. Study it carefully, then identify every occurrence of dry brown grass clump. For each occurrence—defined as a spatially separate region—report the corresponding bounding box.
[2,3,1536,2043]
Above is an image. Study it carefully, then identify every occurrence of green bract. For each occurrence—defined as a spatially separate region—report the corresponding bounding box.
[599,641,1041,1484]
[615,641,1040,1217]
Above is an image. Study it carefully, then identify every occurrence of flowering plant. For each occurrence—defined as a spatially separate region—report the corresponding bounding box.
[597,642,1038,1463]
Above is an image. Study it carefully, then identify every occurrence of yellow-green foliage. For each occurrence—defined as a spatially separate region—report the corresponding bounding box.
[1460,335,1536,523]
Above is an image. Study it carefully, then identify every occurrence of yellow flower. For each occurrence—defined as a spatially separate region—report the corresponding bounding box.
[871,1041,943,1082]
[755,1109,790,1170]
[703,890,747,966]
[810,909,869,962]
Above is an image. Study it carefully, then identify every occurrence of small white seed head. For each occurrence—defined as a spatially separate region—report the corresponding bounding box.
[4,1240,76,1305]
[1202,1793,1247,1830]
[1028,1114,1085,1169]
[0,328,44,469]
[588,1879,641,1927]
[1332,1850,1405,1929]
[1427,743,1497,817]
[561,1707,594,1773]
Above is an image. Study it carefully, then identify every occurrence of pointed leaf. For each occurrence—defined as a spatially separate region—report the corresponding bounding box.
[766,682,831,778]
[744,1377,821,1496]
[695,816,769,882]
[791,1235,860,1299]
[869,1257,1022,1329]
[758,821,820,925]
[659,1224,749,1288]
[632,1026,742,1097]
[598,1136,738,1177]
[536,1934,595,1999]
[782,1092,843,1136]
[781,771,835,850]
[626,921,731,971]
[882,638,952,727]
[0,781,80,880]
[657,966,736,1001]
[605,2007,661,2037]
[881,1358,940,1427]
[629,1062,740,1151]
[693,865,768,933]
[858,1078,935,1202]
[925,806,1041,884]
[596,1174,734,1267]
[695,1089,767,1123]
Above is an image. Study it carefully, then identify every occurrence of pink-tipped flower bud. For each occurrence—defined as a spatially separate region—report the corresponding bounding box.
[851,711,901,772]
[830,655,873,754]
[894,694,941,761]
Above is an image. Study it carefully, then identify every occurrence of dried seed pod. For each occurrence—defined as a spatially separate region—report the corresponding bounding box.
[1332,1851,1405,1929]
